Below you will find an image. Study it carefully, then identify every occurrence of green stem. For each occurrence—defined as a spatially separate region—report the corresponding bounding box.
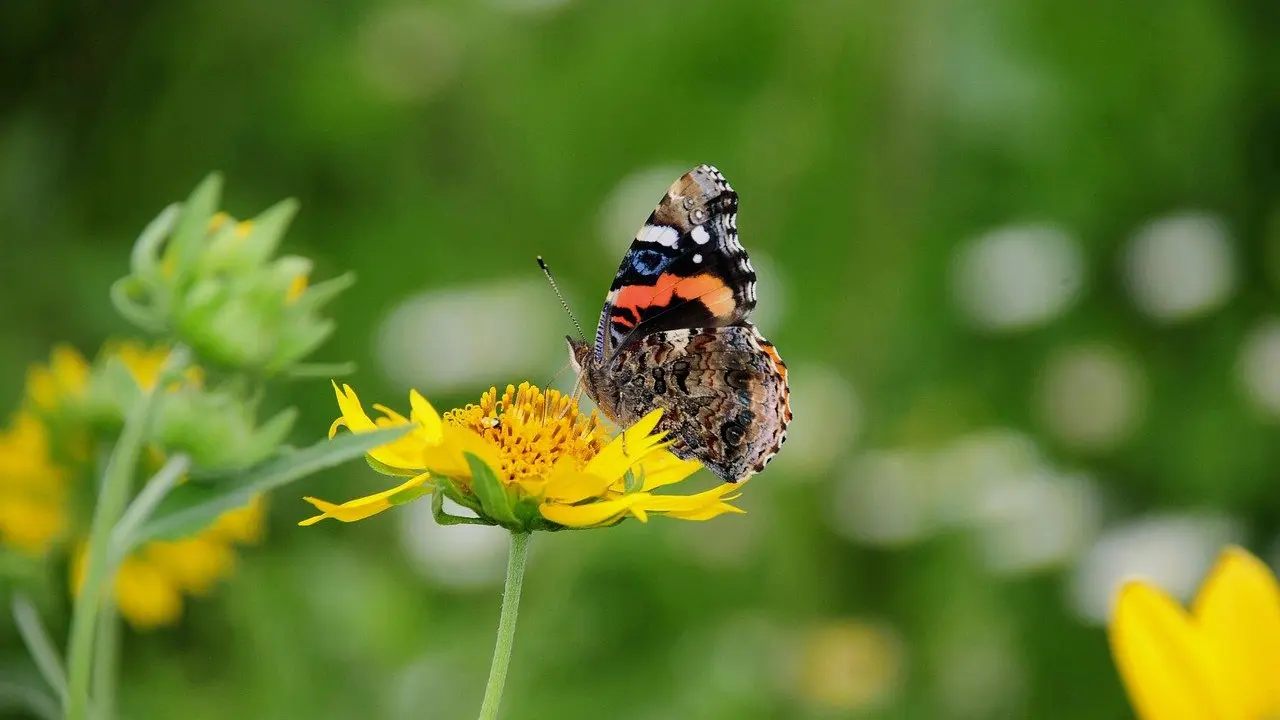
[477,532,531,720]
[91,601,120,720]
[64,347,186,720]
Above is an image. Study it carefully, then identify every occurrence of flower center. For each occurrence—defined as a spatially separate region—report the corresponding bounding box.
[443,382,608,483]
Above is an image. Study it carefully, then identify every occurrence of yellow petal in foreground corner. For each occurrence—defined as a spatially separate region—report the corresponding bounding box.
[300,473,430,525]
[306,381,743,531]
[1108,546,1280,720]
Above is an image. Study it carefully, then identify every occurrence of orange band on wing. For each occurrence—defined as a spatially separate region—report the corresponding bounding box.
[611,273,737,321]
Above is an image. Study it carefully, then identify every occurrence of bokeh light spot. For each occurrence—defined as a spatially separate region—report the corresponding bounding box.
[1069,512,1242,624]
[376,280,563,394]
[1035,343,1146,452]
[355,5,461,104]
[1124,212,1236,323]
[1237,318,1280,418]
[952,222,1085,331]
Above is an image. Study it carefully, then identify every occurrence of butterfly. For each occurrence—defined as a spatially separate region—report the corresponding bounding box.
[567,164,791,482]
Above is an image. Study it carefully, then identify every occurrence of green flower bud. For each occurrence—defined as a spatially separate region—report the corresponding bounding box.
[112,173,351,376]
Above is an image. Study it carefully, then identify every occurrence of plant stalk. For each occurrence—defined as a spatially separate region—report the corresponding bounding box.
[64,348,186,720]
[477,531,531,720]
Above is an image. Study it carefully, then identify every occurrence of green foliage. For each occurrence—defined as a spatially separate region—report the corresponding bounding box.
[3,0,1280,718]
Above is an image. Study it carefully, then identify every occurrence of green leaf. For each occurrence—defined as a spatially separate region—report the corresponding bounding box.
[10,596,66,702]
[97,357,143,415]
[109,278,164,333]
[465,452,518,528]
[240,197,299,266]
[0,680,59,720]
[286,361,358,380]
[431,488,492,526]
[437,476,484,515]
[623,467,644,494]
[364,453,422,478]
[169,173,223,279]
[129,203,180,282]
[130,424,412,547]
[388,484,431,506]
[296,272,356,310]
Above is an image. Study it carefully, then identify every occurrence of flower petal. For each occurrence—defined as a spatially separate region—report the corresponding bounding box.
[409,389,444,442]
[1192,546,1280,719]
[299,473,430,525]
[631,481,742,512]
[1108,581,1236,720]
[332,381,378,433]
[664,502,745,521]
[330,382,427,472]
[582,409,667,479]
[631,451,703,492]
[418,425,505,481]
[543,460,613,504]
[539,495,646,528]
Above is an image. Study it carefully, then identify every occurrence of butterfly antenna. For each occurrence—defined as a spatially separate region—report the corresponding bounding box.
[537,256,587,341]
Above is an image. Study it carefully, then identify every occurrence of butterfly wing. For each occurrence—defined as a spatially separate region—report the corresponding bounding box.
[606,325,791,483]
[593,165,758,360]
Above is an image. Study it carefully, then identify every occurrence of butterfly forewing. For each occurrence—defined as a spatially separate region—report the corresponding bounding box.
[596,165,757,360]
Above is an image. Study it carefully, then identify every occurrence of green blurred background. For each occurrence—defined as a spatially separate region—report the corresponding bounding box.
[3,0,1280,717]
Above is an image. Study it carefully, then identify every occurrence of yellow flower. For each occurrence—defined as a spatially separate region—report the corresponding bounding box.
[2,341,266,630]
[71,498,265,630]
[302,382,744,530]
[0,413,68,554]
[26,344,90,412]
[1108,546,1280,720]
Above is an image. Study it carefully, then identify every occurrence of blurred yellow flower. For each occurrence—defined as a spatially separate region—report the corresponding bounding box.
[0,413,68,554]
[797,620,903,712]
[71,498,266,630]
[302,382,744,530]
[1108,546,1280,720]
[0,341,266,630]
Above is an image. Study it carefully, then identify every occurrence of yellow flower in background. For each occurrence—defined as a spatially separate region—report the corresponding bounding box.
[1108,546,1280,720]
[71,498,266,629]
[0,341,266,630]
[302,382,743,530]
[25,344,90,412]
[0,413,68,554]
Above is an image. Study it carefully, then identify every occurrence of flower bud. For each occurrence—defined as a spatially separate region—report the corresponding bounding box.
[113,173,351,375]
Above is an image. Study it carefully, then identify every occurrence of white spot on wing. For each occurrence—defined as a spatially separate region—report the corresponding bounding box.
[691,226,711,245]
[638,223,680,247]
[693,253,703,264]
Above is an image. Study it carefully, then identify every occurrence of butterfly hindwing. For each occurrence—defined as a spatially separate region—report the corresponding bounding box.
[607,326,791,482]
[594,164,758,359]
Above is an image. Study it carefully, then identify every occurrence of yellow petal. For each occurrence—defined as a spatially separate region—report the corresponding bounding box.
[1192,546,1280,719]
[582,409,667,479]
[332,381,378,433]
[633,451,703,492]
[330,382,429,472]
[665,502,745,521]
[1108,581,1237,720]
[145,537,236,595]
[409,390,444,442]
[631,481,743,513]
[539,495,646,528]
[543,460,613,504]
[372,403,409,424]
[112,555,184,630]
[298,473,430,525]
[418,425,505,481]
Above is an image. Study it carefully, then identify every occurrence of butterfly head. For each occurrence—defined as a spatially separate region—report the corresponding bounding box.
[566,335,592,376]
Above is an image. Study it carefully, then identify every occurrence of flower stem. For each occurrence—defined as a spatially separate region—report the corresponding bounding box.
[64,347,187,720]
[477,531,531,720]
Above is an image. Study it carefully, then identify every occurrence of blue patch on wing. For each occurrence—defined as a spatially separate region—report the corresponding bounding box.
[629,248,668,276]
